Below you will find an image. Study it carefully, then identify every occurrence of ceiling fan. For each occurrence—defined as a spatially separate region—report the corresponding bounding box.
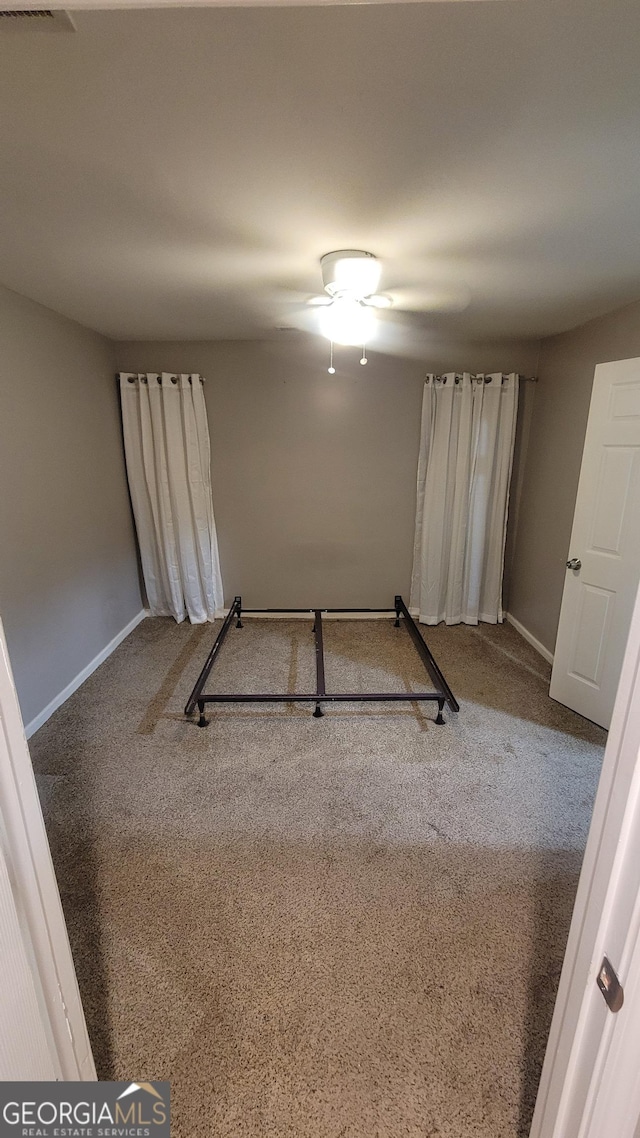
[299,249,471,371]
[306,250,391,365]
[273,248,472,368]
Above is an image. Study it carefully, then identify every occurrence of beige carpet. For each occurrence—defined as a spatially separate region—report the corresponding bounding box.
[30,617,605,1138]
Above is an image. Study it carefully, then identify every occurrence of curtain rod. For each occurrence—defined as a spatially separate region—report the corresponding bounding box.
[115,371,535,386]
[428,373,537,384]
[116,373,206,384]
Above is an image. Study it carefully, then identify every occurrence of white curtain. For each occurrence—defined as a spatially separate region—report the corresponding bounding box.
[410,372,519,626]
[119,372,224,623]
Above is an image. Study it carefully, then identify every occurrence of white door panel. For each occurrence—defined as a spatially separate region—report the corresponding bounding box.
[0,825,57,1079]
[550,359,640,728]
[568,584,614,687]
[0,618,95,1079]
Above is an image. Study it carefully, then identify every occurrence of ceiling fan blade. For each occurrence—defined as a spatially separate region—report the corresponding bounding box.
[387,284,472,313]
[357,309,448,360]
[362,294,393,309]
[306,295,334,307]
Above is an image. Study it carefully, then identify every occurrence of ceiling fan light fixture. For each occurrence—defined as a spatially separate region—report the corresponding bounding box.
[321,249,381,299]
[319,296,376,347]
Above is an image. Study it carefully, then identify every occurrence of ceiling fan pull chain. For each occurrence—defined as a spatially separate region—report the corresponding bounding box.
[360,343,368,365]
[328,340,336,374]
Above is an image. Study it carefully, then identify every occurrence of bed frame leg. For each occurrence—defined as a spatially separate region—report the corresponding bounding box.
[236,598,243,629]
[394,595,401,627]
[435,698,445,726]
[197,700,208,728]
[313,703,324,718]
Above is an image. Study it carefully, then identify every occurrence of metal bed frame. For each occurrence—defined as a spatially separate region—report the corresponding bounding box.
[185,595,459,727]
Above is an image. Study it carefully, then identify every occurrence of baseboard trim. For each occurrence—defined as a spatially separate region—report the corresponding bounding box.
[505,612,554,664]
[25,609,148,739]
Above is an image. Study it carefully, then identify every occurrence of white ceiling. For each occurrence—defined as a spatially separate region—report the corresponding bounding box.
[1,0,639,345]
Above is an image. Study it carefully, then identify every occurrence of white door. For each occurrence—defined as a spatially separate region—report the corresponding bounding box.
[550,357,640,729]
[532,580,640,1138]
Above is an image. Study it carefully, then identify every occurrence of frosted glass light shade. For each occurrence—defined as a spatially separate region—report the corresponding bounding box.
[319,297,376,346]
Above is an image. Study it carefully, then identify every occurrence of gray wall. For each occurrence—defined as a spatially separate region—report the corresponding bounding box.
[508,297,640,655]
[116,335,538,609]
[0,285,142,726]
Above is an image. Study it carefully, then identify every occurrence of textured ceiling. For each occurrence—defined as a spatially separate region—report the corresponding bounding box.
[0,0,639,346]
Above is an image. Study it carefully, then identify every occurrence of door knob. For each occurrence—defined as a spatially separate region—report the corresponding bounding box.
[566,558,582,570]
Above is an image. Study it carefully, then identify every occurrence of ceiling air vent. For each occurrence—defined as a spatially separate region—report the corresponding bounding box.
[0,10,75,31]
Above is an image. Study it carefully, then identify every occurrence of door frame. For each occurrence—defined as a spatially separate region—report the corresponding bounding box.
[0,615,95,1080]
[531,578,640,1138]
